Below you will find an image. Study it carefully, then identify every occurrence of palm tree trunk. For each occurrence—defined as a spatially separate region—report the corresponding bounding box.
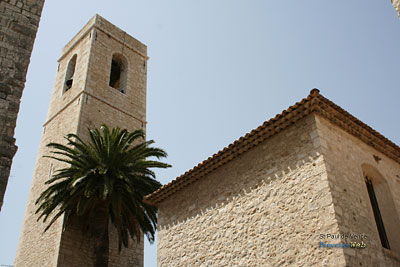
[93,204,109,267]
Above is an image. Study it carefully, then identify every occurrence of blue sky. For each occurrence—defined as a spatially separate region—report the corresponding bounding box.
[1,1,399,266]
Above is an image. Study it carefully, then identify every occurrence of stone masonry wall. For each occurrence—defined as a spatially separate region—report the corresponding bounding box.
[14,19,93,266]
[393,0,400,18]
[15,97,82,267]
[79,17,147,134]
[0,0,45,211]
[157,115,347,266]
[315,115,400,266]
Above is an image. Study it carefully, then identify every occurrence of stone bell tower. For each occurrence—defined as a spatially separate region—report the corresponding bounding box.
[15,15,147,267]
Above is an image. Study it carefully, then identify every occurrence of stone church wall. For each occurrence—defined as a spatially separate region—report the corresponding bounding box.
[157,115,347,266]
[0,0,45,211]
[316,115,400,266]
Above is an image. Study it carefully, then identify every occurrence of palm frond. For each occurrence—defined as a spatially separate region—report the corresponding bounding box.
[35,124,170,251]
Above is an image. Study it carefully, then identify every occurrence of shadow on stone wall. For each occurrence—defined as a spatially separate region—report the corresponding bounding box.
[158,117,325,230]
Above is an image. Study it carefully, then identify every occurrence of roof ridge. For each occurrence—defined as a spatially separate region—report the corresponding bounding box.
[144,89,400,205]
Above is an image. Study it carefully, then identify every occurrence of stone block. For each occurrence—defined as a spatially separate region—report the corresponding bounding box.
[0,83,12,94]
[10,21,35,38]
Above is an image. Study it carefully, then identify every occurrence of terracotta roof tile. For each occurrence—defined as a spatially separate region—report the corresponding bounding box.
[144,89,400,205]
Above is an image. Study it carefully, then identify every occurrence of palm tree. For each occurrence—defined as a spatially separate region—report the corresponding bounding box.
[35,125,170,267]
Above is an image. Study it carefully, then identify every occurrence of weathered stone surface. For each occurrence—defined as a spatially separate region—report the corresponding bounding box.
[315,115,400,266]
[156,113,400,266]
[0,83,12,94]
[10,21,37,38]
[0,0,45,211]
[157,116,344,266]
[15,15,147,267]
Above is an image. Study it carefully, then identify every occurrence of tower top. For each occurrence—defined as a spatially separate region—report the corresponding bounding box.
[59,14,148,62]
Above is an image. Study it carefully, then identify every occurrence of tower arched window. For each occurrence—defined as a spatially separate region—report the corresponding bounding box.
[63,54,77,92]
[109,53,127,94]
[362,164,400,254]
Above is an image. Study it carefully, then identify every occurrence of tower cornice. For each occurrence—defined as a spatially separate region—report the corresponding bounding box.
[58,14,149,63]
[43,90,147,128]
[145,89,400,205]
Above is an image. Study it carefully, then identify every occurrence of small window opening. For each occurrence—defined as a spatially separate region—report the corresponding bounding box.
[109,60,121,89]
[64,54,77,92]
[362,164,400,254]
[365,176,390,249]
[109,53,127,93]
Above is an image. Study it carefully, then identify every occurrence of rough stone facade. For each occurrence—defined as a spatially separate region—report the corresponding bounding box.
[0,0,45,211]
[316,115,400,266]
[393,0,400,18]
[152,92,400,266]
[15,15,147,267]
[157,115,345,266]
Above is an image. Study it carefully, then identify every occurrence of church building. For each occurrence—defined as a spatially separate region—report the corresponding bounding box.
[145,89,400,267]
[13,12,400,267]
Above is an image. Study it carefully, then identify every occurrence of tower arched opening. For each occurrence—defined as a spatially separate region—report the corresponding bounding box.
[109,53,128,94]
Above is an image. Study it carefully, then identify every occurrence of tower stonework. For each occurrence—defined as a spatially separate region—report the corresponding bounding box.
[15,15,147,267]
